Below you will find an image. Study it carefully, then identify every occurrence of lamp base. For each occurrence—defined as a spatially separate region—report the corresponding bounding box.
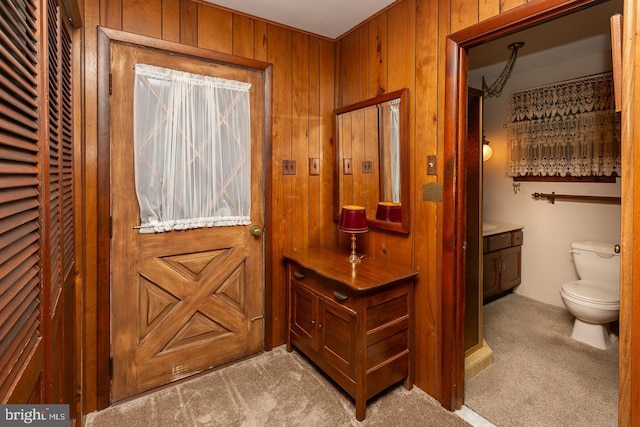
[347,233,362,263]
[348,253,362,264]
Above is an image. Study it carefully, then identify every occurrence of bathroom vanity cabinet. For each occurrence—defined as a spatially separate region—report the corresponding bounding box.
[483,229,523,301]
[283,247,418,421]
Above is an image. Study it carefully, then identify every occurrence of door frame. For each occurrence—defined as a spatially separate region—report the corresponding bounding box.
[95,27,273,408]
[441,0,616,412]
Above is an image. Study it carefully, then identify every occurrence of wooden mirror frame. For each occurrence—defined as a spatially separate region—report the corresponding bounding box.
[333,88,410,234]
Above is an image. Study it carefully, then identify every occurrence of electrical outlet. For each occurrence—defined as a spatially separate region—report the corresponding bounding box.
[283,160,296,175]
[309,158,320,175]
[343,158,352,175]
[362,160,372,174]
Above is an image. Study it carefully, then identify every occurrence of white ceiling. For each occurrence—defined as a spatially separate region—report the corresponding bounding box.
[202,0,398,39]
[469,0,621,71]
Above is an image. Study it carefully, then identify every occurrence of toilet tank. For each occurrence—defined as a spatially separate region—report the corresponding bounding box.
[571,241,620,284]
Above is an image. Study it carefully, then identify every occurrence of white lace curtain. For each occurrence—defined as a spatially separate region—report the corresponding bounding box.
[389,101,400,203]
[506,72,620,177]
[133,64,252,233]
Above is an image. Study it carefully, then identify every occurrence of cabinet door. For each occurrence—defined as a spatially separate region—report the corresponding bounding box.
[500,245,522,291]
[290,281,317,348]
[317,299,356,378]
[482,251,501,299]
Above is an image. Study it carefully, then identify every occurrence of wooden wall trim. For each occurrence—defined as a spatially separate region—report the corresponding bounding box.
[619,0,637,424]
[95,26,273,408]
[449,0,597,44]
[442,0,605,412]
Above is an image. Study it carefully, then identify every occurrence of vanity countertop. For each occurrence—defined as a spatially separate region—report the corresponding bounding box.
[482,220,524,237]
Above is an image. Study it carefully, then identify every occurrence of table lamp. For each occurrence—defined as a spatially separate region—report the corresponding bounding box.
[338,205,369,263]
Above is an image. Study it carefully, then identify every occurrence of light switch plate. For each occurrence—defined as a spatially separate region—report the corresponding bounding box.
[343,158,352,175]
[283,160,296,175]
[427,155,437,175]
[309,158,320,175]
[362,160,372,174]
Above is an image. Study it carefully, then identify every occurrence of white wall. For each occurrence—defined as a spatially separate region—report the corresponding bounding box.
[469,41,621,307]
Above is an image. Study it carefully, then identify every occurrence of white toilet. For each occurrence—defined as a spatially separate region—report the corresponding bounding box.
[560,241,620,350]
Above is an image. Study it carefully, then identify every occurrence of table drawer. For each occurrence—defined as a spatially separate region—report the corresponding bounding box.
[290,265,357,312]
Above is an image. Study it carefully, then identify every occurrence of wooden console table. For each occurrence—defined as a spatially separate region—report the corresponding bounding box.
[284,247,418,421]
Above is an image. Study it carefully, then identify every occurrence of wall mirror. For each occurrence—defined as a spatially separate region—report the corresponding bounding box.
[333,88,410,234]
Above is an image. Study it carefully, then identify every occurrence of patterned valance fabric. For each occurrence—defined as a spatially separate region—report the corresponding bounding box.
[506,72,620,178]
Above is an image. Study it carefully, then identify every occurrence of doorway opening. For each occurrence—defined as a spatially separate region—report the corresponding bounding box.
[442,0,623,415]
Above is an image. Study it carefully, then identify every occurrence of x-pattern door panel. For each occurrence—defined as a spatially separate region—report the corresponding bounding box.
[110,42,265,401]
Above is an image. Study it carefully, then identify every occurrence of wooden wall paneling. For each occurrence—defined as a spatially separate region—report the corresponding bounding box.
[162,0,181,42]
[500,0,528,14]
[414,0,443,397]
[122,0,161,38]
[368,14,388,98]
[336,31,361,107]
[307,38,321,248]
[266,24,293,346]
[318,39,335,248]
[479,0,501,21]
[292,32,311,251]
[253,20,267,61]
[451,0,479,33]
[233,15,255,58]
[100,0,121,30]
[382,0,415,267]
[197,4,232,53]
[179,0,198,46]
[357,26,370,102]
[363,16,388,262]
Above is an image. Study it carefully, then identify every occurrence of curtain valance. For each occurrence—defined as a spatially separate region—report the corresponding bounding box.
[506,72,620,178]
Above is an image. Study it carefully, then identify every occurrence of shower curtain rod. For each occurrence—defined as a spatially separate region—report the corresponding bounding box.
[531,192,621,205]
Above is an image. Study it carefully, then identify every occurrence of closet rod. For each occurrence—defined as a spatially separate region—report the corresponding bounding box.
[531,192,621,205]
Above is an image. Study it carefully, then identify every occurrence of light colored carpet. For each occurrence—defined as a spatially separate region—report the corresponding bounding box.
[85,346,470,427]
[465,293,618,427]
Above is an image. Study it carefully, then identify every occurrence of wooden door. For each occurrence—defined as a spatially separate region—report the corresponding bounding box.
[109,43,265,401]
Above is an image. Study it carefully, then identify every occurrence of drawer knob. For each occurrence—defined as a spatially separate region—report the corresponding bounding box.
[293,271,305,280]
[333,290,348,302]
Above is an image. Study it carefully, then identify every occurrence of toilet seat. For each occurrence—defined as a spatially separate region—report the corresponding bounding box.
[561,280,619,306]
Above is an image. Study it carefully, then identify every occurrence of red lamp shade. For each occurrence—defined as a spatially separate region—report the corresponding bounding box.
[338,205,369,234]
[375,202,402,223]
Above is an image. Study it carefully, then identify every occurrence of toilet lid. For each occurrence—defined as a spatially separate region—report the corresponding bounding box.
[562,280,619,304]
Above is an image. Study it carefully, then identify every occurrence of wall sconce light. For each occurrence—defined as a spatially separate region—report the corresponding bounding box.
[482,134,493,162]
[338,205,369,263]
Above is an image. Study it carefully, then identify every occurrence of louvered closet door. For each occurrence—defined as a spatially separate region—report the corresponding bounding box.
[0,0,44,402]
[0,0,76,409]
[44,0,76,412]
